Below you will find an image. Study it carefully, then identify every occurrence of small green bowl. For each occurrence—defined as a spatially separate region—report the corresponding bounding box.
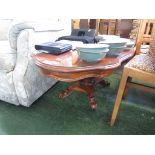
[76,44,109,62]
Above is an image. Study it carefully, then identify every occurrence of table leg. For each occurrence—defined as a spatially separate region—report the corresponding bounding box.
[92,77,110,87]
[59,77,110,110]
[86,87,97,110]
[59,85,74,99]
[99,80,110,87]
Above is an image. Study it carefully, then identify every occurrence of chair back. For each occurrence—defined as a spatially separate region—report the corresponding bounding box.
[135,19,155,54]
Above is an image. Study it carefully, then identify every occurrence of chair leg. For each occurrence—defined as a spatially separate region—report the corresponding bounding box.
[110,68,129,126]
[122,77,132,99]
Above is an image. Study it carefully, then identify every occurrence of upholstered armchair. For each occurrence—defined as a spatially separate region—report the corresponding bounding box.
[0,19,71,107]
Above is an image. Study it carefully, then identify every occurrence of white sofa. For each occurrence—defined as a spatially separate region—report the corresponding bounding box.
[0,19,71,107]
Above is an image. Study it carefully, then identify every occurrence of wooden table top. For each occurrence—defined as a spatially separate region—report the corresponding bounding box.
[33,49,135,73]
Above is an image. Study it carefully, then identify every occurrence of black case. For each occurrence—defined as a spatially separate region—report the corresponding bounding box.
[57,36,95,43]
[35,42,72,55]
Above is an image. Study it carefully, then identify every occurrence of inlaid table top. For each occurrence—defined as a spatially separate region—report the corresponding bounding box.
[33,49,135,73]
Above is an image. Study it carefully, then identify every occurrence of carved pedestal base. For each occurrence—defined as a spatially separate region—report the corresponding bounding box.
[59,77,110,110]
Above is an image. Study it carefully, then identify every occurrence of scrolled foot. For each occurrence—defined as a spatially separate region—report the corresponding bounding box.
[91,103,97,111]
[88,93,97,111]
[59,91,67,99]
[59,87,73,99]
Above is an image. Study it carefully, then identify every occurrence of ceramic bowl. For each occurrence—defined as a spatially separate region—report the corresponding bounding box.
[126,40,135,48]
[107,46,126,56]
[76,44,109,62]
[99,38,128,48]
[98,35,120,41]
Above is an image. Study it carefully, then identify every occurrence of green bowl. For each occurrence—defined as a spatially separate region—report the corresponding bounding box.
[99,38,128,48]
[106,46,126,57]
[76,44,109,62]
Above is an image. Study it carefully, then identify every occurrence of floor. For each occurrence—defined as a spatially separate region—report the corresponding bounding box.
[0,69,155,135]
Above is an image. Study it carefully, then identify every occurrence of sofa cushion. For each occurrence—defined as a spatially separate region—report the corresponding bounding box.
[0,19,13,40]
[0,41,16,72]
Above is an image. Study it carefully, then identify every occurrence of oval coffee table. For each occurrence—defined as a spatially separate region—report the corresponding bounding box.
[33,49,135,110]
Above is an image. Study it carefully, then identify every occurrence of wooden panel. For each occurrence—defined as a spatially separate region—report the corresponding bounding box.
[80,19,89,29]
[72,19,80,29]
[98,19,122,35]
[118,19,133,38]
[99,19,120,35]
[72,19,99,35]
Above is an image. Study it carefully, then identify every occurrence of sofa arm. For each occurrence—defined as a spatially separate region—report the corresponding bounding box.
[8,21,65,51]
[12,28,65,106]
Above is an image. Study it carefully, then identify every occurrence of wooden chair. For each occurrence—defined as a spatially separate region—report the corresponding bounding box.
[136,19,155,54]
[110,19,155,126]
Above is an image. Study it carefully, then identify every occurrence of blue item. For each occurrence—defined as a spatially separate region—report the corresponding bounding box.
[76,44,109,62]
[35,42,72,55]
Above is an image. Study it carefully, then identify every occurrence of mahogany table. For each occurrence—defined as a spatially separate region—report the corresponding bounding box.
[33,49,135,110]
